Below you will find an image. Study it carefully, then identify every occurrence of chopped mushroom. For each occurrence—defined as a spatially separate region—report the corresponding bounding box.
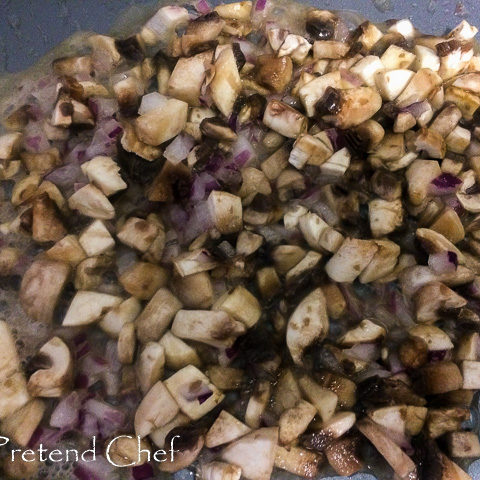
[20,259,70,324]
[27,337,73,398]
[263,100,307,138]
[134,380,180,438]
[206,410,251,448]
[221,428,279,480]
[68,184,115,220]
[135,288,182,343]
[62,291,123,327]
[286,288,329,365]
[172,309,246,348]
[164,365,224,420]
[357,418,418,480]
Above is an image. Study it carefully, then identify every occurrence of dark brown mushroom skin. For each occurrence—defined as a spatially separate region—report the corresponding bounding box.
[256,55,293,93]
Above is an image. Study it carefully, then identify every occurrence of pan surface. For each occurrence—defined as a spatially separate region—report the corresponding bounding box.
[1,0,480,478]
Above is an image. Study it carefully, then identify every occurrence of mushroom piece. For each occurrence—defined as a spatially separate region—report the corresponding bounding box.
[79,220,115,257]
[120,122,163,161]
[134,381,180,438]
[298,212,344,253]
[171,272,214,308]
[46,235,86,265]
[312,41,349,59]
[210,44,241,117]
[286,288,329,365]
[421,361,463,394]
[140,5,189,46]
[31,195,67,243]
[288,134,333,169]
[168,50,213,106]
[149,412,190,448]
[278,400,317,445]
[447,432,480,458]
[134,98,188,146]
[368,198,403,237]
[323,87,382,129]
[213,286,261,328]
[221,428,279,480]
[80,156,127,197]
[200,117,237,141]
[445,85,480,121]
[357,418,418,480]
[298,376,338,422]
[285,251,322,285]
[62,291,123,327]
[201,461,242,480]
[0,399,45,447]
[359,239,400,283]
[301,412,356,452]
[339,319,386,346]
[135,288,182,343]
[409,324,454,351]
[136,342,165,393]
[0,372,30,420]
[263,100,307,138]
[256,54,293,93]
[117,322,136,365]
[325,238,379,283]
[414,281,466,323]
[100,297,141,338]
[171,309,246,348]
[426,408,470,439]
[325,435,363,477]
[368,405,427,436]
[20,259,70,324]
[430,207,465,244]
[206,410,251,448]
[206,366,244,390]
[164,365,224,420]
[159,331,201,370]
[396,68,443,107]
[274,445,323,478]
[27,337,73,398]
[2,455,40,479]
[245,380,272,429]
[68,184,115,220]
[74,255,114,291]
[173,249,218,277]
[0,132,22,162]
[207,191,243,234]
[406,159,442,206]
[460,360,480,389]
[159,429,205,473]
[119,261,168,300]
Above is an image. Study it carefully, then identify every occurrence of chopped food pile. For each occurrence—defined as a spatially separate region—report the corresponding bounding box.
[2,1,480,479]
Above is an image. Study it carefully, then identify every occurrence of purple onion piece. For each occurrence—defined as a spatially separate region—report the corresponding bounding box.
[198,390,214,404]
[255,0,267,10]
[132,463,155,480]
[448,251,459,267]
[431,173,462,190]
[429,350,448,362]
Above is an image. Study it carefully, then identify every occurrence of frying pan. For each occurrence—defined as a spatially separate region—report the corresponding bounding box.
[1,0,480,478]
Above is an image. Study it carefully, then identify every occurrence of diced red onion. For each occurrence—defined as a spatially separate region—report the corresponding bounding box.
[344,343,379,362]
[28,427,67,448]
[83,398,126,437]
[45,162,84,190]
[428,251,458,274]
[23,121,50,153]
[50,391,85,429]
[89,98,118,120]
[399,100,430,119]
[443,194,464,214]
[430,173,462,195]
[338,284,363,321]
[324,128,347,152]
[191,173,219,202]
[428,349,449,362]
[164,133,196,165]
[340,68,363,87]
[138,92,168,115]
[132,464,155,480]
[255,0,267,10]
[181,381,213,403]
[74,456,115,480]
[196,0,211,14]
